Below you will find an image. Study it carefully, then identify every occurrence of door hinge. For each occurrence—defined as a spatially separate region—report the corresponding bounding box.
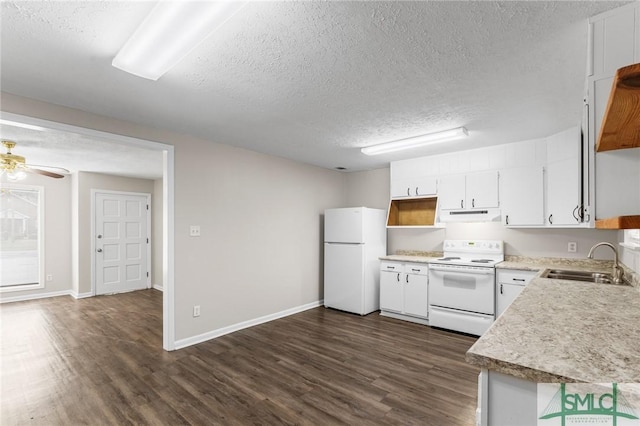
[147,238,149,243]
[147,272,149,278]
[147,204,149,210]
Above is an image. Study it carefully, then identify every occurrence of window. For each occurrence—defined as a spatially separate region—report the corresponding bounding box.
[0,185,44,291]
[624,229,640,248]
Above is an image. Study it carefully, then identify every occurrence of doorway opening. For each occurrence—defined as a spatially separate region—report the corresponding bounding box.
[0,111,175,351]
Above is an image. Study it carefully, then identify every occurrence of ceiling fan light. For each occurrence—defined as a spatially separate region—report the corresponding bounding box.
[6,170,27,181]
[361,127,469,156]
[112,1,248,80]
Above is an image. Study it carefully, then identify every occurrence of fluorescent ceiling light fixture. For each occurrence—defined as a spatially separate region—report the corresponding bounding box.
[361,127,469,156]
[112,1,248,80]
[0,119,46,132]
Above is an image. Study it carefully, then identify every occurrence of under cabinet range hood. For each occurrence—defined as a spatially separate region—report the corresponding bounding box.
[438,208,502,223]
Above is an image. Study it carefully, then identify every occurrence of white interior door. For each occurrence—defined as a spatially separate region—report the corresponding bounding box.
[95,192,150,295]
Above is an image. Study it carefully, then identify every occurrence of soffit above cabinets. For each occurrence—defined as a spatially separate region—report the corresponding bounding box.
[596,63,640,152]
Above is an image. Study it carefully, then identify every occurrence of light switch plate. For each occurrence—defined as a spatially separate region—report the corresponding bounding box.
[190,225,201,237]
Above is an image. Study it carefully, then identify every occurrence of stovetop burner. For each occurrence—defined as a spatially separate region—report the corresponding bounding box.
[430,240,504,268]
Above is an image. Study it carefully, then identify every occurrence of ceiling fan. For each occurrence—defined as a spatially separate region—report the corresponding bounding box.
[0,140,69,180]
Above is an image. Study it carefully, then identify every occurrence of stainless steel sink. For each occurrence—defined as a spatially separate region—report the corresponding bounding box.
[542,269,629,285]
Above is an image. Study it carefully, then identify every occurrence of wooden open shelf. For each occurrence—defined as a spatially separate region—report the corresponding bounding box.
[596,63,640,152]
[387,198,437,227]
[595,215,640,229]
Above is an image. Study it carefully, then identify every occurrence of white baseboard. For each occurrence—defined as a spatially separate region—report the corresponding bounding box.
[152,284,163,292]
[71,291,93,299]
[0,289,72,304]
[174,300,323,350]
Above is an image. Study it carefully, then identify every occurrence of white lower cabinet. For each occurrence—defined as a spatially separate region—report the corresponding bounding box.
[380,261,429,325]
[496,269,537,317]
[477,369,538,426]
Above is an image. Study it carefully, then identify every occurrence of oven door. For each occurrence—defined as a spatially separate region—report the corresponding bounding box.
[428,265,495,315]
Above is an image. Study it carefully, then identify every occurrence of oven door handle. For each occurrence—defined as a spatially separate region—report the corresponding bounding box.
[428,265,495,275]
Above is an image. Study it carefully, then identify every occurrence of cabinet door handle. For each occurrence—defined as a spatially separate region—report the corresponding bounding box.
[572,205,579,222]
[500,284,503,294]
[407,188,410,196]
[397,273,400,282]
[472,198,475,208]
[512,278,525,282]
[386,266,396,270]
[505,214,509,225]
[411,269,420,272]
[461,199,464,209]
[549,214,553,225]
[406,275,409,283]
[415,187,419,196]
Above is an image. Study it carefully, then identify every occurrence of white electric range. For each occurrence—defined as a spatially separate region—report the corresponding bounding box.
[428,240,504,336]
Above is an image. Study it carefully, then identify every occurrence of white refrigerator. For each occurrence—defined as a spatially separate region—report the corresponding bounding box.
[323,207,387,315]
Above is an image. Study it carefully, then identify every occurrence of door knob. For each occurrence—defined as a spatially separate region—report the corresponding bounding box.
[97,234,102,239]
[97,248,103,253]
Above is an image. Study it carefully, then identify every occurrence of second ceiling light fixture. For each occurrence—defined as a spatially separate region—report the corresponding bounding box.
[361,127,469,156]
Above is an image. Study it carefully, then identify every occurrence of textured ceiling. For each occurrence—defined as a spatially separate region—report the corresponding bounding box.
[0,1,631,176]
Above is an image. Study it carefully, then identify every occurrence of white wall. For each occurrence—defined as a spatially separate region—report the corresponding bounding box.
[172,137,344,339]
[345,167,621,261]
[0,173,72,301]
[344,168,389,210]
[1,93,346,344]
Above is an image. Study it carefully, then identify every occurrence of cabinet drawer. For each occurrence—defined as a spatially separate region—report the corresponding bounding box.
[381,261,403,271]
[497,269,536,285]
[404,263,429,275]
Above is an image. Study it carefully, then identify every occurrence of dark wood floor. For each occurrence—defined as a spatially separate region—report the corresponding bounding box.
[1,290,479,425]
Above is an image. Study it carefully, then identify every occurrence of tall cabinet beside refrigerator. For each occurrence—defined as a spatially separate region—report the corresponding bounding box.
[324,207,387,315]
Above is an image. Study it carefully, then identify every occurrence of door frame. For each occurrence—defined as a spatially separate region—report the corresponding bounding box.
[91,189,152,296]
[0,111,176,351]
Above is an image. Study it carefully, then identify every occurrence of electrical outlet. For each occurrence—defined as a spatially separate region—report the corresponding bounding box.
[568,242,577,253]
[46,274,53,282]
[189,225,201,237]
[193,305,201,317]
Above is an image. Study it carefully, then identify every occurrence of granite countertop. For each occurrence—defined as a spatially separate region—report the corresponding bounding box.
[380,250,442,264]
[467,257,640,383]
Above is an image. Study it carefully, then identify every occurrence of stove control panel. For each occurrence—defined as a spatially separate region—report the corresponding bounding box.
[443,240,503,254]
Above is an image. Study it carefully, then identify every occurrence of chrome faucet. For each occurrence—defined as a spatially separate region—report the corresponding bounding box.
[587,242,624,284]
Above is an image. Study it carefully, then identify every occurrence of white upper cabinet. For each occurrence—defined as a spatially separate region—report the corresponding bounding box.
[500,167,544,227]
[439,171,499,210]
[467,171,500,209]
[438,174,466,209]
[590,5,639,79]
[391,176,437,198]
[390,158,437,198]
[587,3,640,220]
[546,127,583,226]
